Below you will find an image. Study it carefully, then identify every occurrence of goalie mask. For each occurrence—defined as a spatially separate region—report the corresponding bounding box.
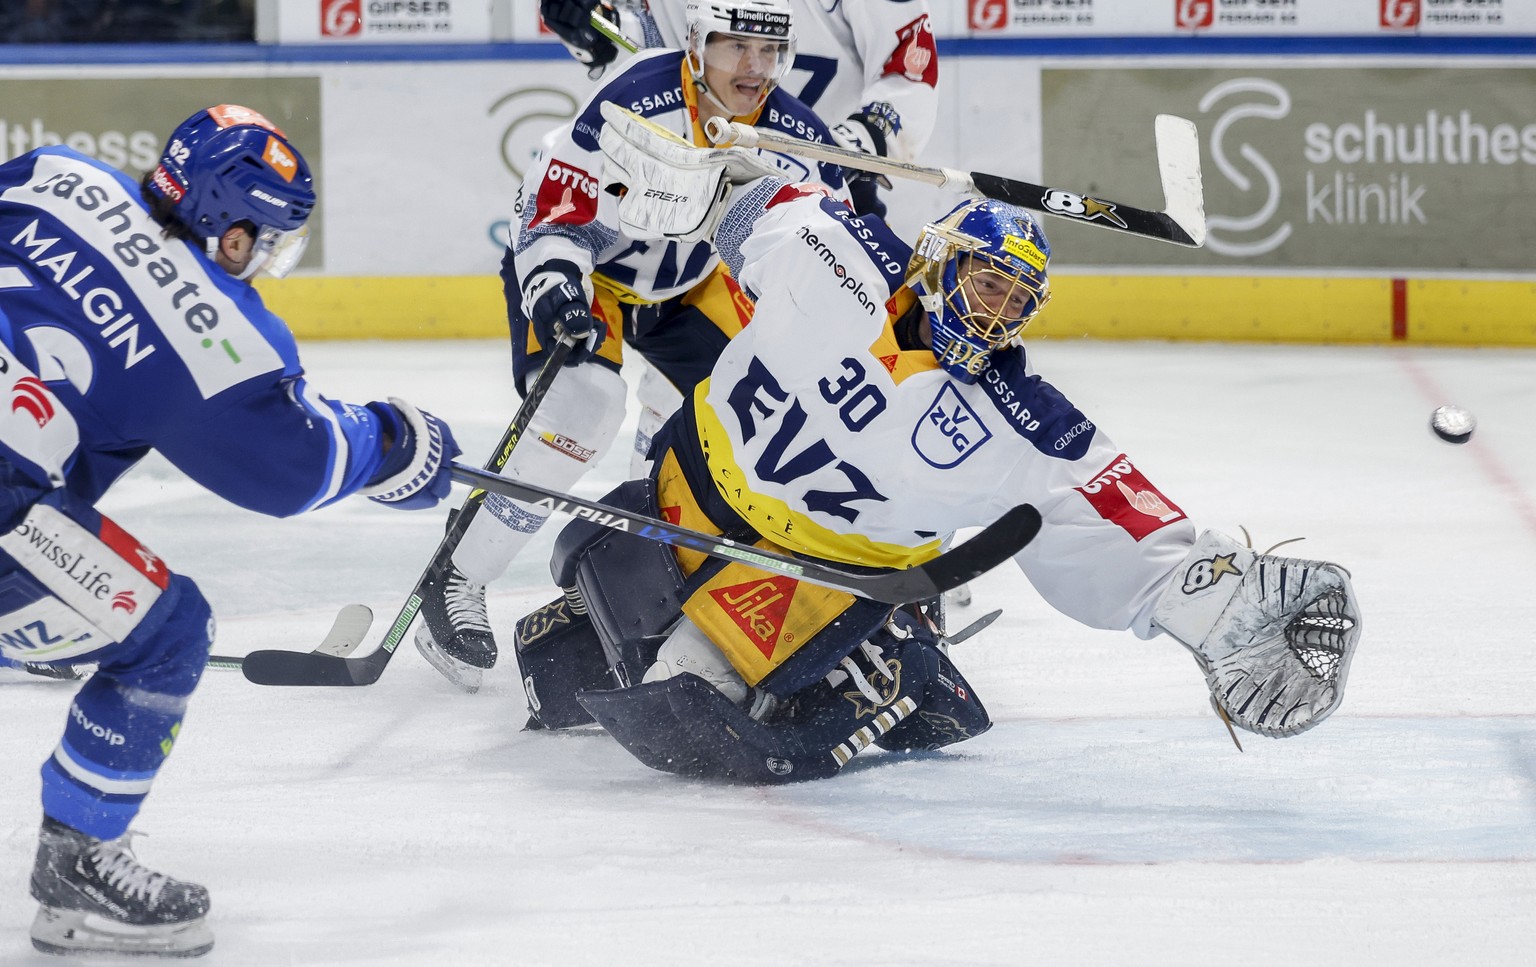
[147,104,315,281]
[685,0,796,120]
[908,199,1052,384]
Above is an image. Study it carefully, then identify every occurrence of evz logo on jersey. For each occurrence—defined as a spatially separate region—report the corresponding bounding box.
[912,384,992,469]
[530,161,600,229]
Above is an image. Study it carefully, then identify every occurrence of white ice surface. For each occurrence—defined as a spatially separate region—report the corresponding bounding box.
[3,338,1535,966]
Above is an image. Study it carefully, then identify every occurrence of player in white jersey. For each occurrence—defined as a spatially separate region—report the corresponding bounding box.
[541,0,939,214]
[502,107,1363,782]
[413,0,851,691]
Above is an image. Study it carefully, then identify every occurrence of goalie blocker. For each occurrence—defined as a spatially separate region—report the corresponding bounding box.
[511,481,992,782]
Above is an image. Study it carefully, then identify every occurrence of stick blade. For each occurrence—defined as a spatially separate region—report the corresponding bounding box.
[241,649,385,687]
[919,504,1041,597]
[314,604,375,657]
[1154,114,1207,248]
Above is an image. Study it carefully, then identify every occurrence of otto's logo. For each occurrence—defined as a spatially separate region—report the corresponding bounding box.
[1176,0,1215,29]
[968,0,1007,31]
[263,136,299,182]
[1198,77,1293,257]
[1380,0,1421,28]
[530,161,600,229]
[880,15,938,87]
[1075,454,1186,542]
[709,577,797,657]
[322,0,362,37]
[11,376,56,427]
[111,590,138,614]
[1182,552,1243,594]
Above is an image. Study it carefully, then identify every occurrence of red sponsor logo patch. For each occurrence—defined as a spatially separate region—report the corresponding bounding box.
[97,516,171,591]
[968,0,1008,31]
[208,104,282,135]
[708,576,797,659]
[1075,454,1186,542]
[530,161,600,229]
[1380,0,1421,28]
[321,0,362,37]
[262,136,300,183]
[11,376,56,427]
[151,164,185,203]
[766,182,833,209]
[1175,0,1215,29]
[881,15,938,86]
[538,432,597,463]
[111,591,138,615]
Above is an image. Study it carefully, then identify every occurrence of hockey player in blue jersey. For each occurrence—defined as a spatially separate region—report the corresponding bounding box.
[503,106,1363,783]
[0,104,460,957]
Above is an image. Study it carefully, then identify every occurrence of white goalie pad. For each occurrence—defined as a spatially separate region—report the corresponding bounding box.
[597,102,777,242]
[1153,530,1361,738]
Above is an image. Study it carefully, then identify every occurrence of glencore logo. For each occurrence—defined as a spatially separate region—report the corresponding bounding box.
[1176,0,1214,29]
[1381,0,1421,28]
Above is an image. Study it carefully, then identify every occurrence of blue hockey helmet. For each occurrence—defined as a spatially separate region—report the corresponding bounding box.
[908,199,1052,383]
[146,105,315,280]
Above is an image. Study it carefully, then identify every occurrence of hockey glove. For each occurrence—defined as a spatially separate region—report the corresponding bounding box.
[540,0,618,69]
[522,260,603,365]
[360,398,461,511]
[830,102,900,218]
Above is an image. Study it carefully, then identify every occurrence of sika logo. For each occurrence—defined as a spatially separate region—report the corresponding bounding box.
[322,0,362,37]
[1176,0,1214,29]
[1380,0,1421,28]
[111,590,138,614]
[11,376,55,427]
[968,0,1007,31]
[709,577,797,658]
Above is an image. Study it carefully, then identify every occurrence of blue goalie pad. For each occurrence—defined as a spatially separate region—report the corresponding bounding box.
[577,675,845,784]
[512,594,614,730]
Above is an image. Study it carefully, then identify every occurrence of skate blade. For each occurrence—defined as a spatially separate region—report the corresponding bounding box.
[31,906,214,958]
[414,628,483,694]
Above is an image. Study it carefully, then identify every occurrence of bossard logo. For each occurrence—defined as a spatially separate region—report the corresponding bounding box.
[912,383,992,469]
[708,576,797,659]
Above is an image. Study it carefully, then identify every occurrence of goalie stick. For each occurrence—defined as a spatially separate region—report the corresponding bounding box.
[448,462,1041,606]
[207,332,579,687]
[705,115,1207,248]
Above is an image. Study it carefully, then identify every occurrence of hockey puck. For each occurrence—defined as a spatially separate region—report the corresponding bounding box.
[1430,404,1476,445]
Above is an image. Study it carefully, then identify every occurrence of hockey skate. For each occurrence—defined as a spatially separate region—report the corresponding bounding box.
[414,561,498,692]
[0,660,91,684]
[29,817,213,959]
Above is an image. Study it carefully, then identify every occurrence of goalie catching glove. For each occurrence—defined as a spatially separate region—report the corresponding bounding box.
[597,102,778,243]
[359,398,461,510]
[1153,530,1361,738]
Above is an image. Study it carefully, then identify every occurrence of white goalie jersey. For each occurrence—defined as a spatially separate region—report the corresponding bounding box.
[691,179,1199,637]
[640,0,939,160]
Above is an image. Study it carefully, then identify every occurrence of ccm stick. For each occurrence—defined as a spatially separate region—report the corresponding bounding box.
[706,115,1208,248]
[207,332,579,686]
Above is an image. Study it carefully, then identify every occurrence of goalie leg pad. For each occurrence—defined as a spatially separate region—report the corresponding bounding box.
[512,594,613,730]
[1153,529,1362,738]
[577,675,844,784]
[872,611,992,753]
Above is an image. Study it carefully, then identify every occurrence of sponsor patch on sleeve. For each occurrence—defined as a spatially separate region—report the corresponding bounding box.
[880,15,939,86]
[1074,454,1185,542]
[529,160,600,229]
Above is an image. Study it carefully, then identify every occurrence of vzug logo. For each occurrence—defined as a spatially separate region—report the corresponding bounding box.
[911,384,992,469]
[1199,77,1294,257]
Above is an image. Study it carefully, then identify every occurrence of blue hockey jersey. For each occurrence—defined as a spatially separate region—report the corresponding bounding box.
[0,147,395,526]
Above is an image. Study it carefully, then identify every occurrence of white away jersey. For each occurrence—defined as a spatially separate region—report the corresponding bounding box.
[514,48,847,305]
[641,0,939,160]
[694,179,1197,635]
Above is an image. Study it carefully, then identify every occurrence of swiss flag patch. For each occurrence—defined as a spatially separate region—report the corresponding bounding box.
[530,161,600,229]
[1075,454,1185,542]
[881,15,939,87]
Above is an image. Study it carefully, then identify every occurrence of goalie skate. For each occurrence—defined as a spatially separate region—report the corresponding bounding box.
[414,562,498,693]
[29,818,213,958]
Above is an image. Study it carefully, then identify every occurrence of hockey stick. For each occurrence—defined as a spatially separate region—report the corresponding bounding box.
[448,463,1041,605]
[705,115,1207,248]
[582,8,640,80]
[210,333,578,687]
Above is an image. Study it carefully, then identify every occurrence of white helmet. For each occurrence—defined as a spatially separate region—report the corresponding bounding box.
[685,0,796,118]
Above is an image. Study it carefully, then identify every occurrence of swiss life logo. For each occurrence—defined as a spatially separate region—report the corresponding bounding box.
[968,0,1007,31]
[1380,0,1422,28]
[321,0,363,37]
[1175,0,1215,30]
